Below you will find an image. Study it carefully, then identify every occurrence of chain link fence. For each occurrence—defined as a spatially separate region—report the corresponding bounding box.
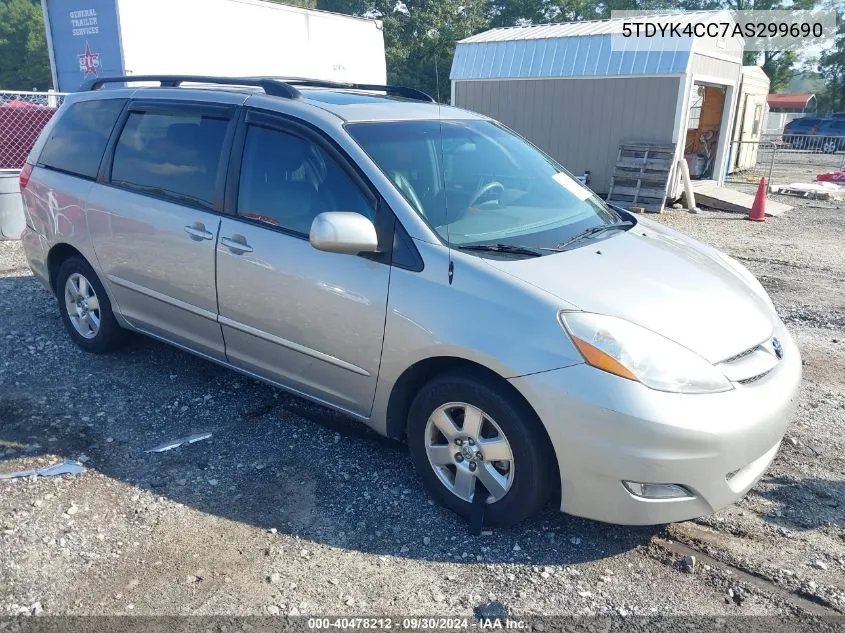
[726,133,845,195]
[0,91,68,170]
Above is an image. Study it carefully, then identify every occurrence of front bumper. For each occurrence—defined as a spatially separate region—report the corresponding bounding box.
[510,324,802,525]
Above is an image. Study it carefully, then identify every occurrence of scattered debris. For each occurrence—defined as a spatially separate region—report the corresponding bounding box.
[816,171,845,183]
[474,600,508,620]
[771,182,844,201]
[812,560,828,571]
[0,459,86,480]
[726,586,746,606]
[145,432,212,454]
[680,555,696,574]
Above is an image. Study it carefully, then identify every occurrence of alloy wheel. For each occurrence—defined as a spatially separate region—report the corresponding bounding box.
[64,272,101,339]
[424,402,515,503]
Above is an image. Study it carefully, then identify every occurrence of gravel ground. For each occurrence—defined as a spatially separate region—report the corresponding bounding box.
[1,185,843,622]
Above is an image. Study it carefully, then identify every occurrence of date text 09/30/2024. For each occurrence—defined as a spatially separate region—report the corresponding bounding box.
[307,618,528,630]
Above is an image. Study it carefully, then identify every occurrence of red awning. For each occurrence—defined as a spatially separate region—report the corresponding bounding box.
[767,93,815,109]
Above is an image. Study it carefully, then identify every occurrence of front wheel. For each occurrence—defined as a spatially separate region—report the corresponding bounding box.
[822,140,839,154]
[407,373,556,526]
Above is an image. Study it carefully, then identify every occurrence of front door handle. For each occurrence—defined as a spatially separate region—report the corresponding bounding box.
[184,223,214,241]
[221,235,254,254]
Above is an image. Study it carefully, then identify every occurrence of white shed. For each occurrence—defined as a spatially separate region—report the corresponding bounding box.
[450,11,745,200]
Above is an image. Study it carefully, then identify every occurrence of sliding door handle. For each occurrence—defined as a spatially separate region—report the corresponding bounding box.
[184,224,214,241]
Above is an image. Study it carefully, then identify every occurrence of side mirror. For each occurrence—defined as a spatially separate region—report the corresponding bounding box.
[309,212,379,255]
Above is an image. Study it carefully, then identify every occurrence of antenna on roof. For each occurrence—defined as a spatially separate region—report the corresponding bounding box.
[434,54,441,103]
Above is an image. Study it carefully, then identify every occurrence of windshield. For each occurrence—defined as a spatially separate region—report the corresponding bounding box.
[347,120,621,251]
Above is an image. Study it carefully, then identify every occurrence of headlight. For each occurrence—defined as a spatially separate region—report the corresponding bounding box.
[713,251,776,313]
[559,312,733,394]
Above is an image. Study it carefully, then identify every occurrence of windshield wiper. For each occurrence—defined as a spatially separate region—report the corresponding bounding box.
[556,221,634,249]
[457,243,548,257]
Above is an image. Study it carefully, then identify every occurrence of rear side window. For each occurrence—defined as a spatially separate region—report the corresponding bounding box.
[111,111,229,209]
[38,99,126,179]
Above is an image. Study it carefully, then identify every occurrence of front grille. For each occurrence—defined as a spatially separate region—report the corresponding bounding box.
[737,369,773,385]
[718,336,780,384]
[721,346,758,364]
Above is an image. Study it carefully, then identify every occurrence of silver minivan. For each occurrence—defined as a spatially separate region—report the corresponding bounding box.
[20,76,801,526]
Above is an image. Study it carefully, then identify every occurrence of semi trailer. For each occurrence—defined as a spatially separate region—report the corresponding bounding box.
[41,0,387,92]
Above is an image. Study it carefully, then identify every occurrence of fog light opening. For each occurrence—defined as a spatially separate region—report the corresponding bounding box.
[623,481,694,500]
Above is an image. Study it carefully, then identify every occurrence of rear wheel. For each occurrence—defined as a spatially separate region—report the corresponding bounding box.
[57,257,125,353]
[407,372,556,526]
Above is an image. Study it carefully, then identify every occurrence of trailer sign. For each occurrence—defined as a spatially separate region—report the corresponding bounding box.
[42,0,125,92]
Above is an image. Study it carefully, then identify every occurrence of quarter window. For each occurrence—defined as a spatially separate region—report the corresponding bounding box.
[111,111,229,209]
[39,99,126,179]
[237,124,374,235]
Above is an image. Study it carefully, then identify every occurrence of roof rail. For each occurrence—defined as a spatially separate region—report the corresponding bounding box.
[281,78,436,103]
[79,74,437,104]
[79,75,301,99]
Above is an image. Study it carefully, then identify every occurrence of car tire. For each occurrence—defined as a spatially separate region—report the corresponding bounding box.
[56,256,126,354]
[407,371,556,526]
[822,140,838,154]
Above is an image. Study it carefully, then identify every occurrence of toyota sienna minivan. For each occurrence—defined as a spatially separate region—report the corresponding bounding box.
[19,76,801,526]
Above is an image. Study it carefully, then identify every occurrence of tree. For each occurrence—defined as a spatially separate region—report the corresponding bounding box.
[817,5,845,112]
[0,0,51,90]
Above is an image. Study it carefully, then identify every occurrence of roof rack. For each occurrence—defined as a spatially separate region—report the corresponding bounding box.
[80,75,302,99]
[79,75,437,104]
[280,78,437,103]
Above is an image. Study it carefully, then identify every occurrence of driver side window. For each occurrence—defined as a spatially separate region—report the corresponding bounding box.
[237,125,374,235]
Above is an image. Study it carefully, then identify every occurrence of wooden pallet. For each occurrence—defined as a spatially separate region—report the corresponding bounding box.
[606,143,676,213]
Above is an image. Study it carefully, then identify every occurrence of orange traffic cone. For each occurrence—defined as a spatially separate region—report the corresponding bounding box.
[747,177,767,222]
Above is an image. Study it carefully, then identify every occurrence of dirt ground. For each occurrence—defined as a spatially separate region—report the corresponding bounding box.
[1,183,843,623]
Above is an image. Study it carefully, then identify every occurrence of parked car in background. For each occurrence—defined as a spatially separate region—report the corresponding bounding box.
[810,119,845,153]
[19,76,801,527]
[0,100,56,170]
[782,116,826,148]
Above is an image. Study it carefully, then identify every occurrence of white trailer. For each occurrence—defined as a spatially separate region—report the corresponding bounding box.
[42,0,386,92]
